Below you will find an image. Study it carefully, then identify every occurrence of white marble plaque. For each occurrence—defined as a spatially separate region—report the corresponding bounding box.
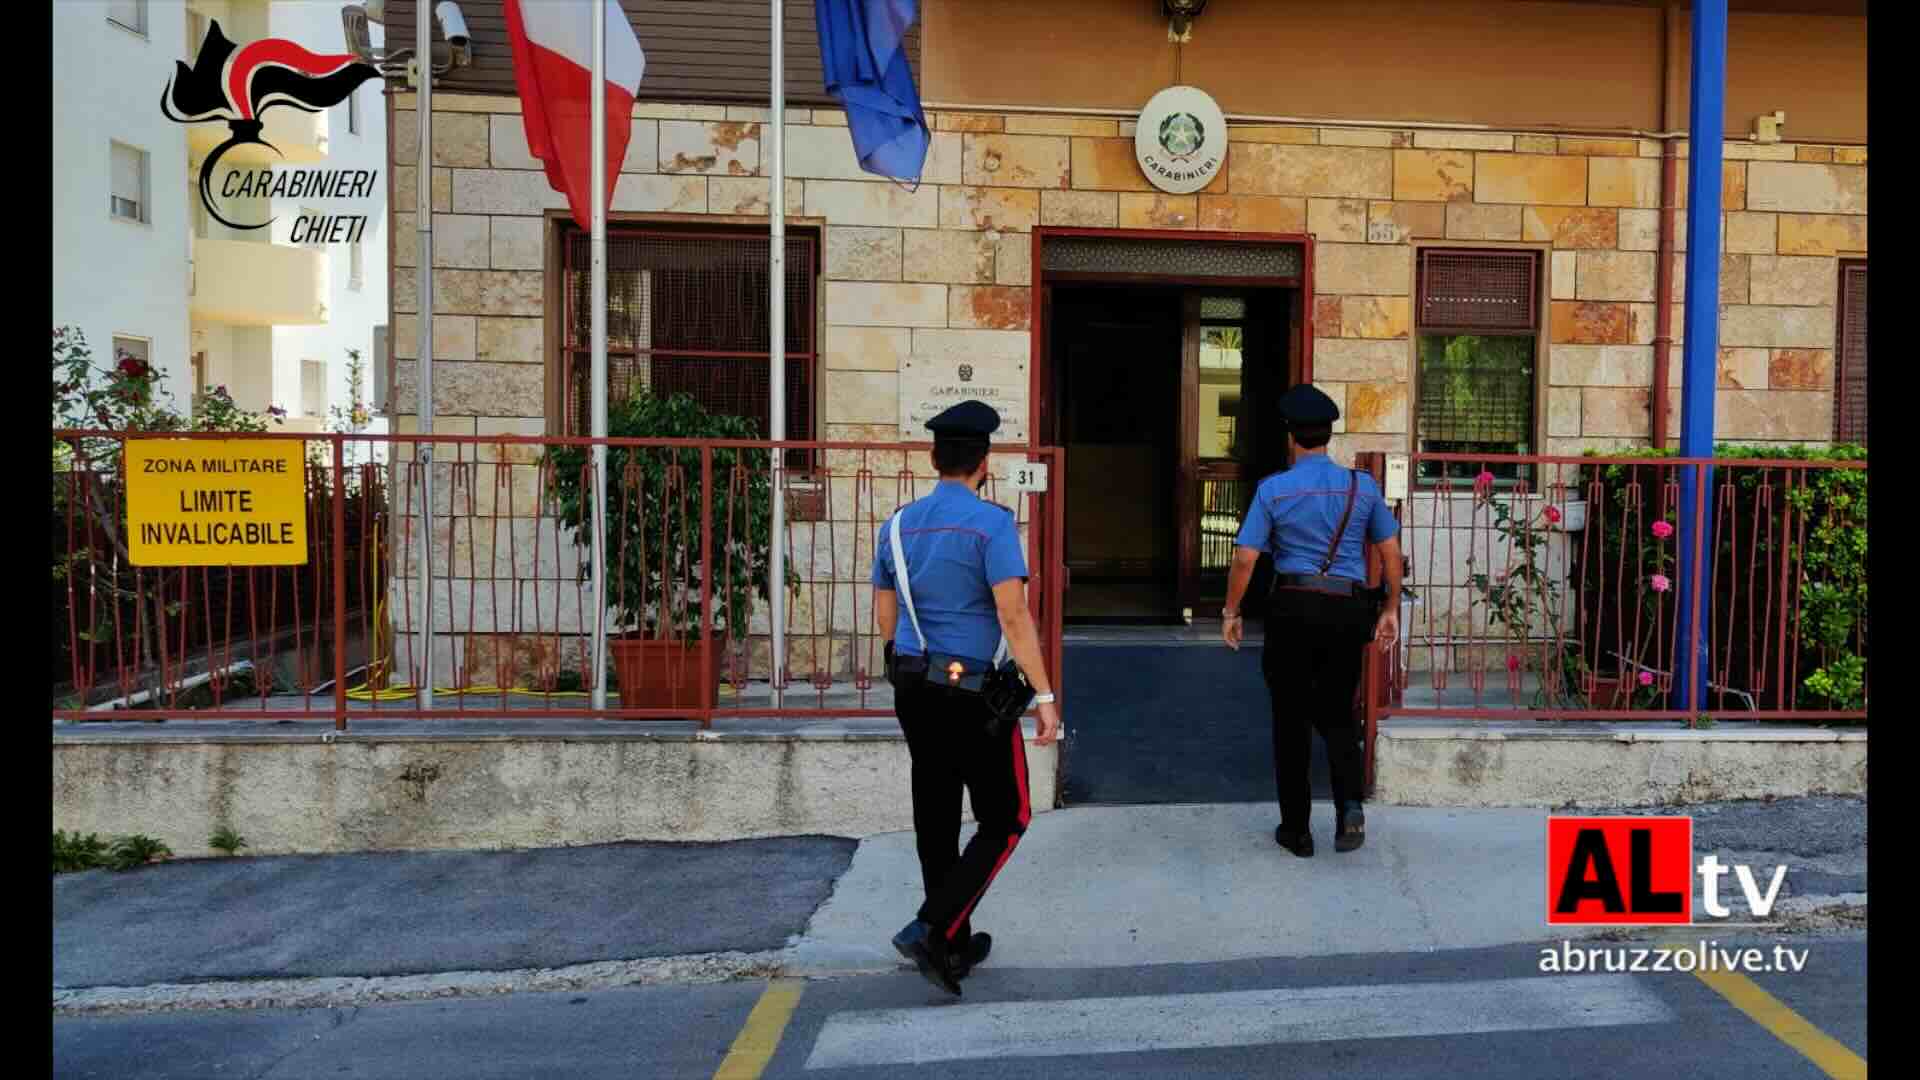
[899,356,1029,443]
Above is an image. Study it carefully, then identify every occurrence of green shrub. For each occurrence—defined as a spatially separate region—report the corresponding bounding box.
[106,835,174,871]
[54,831,108,874]
[209,828,248,856]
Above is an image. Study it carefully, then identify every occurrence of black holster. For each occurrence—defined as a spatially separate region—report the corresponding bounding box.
[886,642,1033,737]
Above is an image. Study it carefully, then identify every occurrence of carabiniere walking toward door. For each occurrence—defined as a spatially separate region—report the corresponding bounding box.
[1220,385,1402,857]
[873,400,1063,997]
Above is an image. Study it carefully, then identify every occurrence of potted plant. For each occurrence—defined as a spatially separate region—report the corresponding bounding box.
[544,392,778,713]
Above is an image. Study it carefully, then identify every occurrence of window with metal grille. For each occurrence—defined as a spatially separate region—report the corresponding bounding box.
[1834,261,1866,446]
[559,226,820,458]
[1414,249,1542,483]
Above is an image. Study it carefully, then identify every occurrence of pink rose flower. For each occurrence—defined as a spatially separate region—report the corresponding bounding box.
[1544,506,1562,525]
[1507,654,1521,672]
[1650,574,1671,593]
[1651,520,1674,540]
[1638,671,1655,687]
[1474,470,1495,494]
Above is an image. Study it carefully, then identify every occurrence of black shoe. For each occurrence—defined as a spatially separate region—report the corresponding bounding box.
[1336,804,1366,853]
[1275,826,1315,858]
[892,920,962,996]
[950,933,992,981]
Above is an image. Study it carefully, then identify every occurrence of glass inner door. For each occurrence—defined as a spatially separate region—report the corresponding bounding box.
[1195,298,1250,599]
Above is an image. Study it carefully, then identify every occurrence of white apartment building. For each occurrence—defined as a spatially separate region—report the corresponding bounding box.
[52,0,389,434]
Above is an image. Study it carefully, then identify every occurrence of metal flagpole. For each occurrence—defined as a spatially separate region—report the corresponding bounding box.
[590,0,611,711]
[768,0,786,704]
[415,0,435,712]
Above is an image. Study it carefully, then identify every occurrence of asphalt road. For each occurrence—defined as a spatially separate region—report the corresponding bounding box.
[54,838,857,988]
[54,934,1866,1079]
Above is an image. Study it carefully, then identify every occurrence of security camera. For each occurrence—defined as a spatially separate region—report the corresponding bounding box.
[341,6,377,63]
[436,2,470,49]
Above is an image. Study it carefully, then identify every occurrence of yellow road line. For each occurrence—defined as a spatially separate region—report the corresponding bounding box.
[1667,943,1865,1079]
[713,978,806,1080]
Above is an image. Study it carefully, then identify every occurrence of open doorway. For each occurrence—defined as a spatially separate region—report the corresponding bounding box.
[1053,287,1182,622]
[1035,231,1325,806]
[1049,284,1298,624]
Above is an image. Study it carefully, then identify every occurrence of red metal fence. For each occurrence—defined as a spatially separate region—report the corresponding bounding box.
[1358,451,1868,728]
[53,431,1065,728]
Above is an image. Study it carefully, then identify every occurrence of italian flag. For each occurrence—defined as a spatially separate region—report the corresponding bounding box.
[504,0,647,229]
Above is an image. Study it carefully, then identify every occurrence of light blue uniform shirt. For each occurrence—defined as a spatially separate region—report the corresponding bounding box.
[873,480,1029,660]
[1235,454,1399,582]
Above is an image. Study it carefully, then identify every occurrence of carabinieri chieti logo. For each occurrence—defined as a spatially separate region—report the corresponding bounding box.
[162,20,380,239]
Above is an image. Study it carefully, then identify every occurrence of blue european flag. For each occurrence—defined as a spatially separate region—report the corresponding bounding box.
[815,0,930,185]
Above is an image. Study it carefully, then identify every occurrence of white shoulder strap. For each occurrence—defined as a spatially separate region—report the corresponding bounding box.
[889,504,1012,665]
[889,511,927,653]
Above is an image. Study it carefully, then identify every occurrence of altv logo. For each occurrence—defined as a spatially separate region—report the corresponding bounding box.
[1546,817,1790,926]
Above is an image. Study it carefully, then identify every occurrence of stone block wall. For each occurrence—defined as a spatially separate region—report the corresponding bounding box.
[386,92,1864,686]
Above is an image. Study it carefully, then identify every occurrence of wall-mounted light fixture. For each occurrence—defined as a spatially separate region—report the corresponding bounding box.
[1165,0,1209,43]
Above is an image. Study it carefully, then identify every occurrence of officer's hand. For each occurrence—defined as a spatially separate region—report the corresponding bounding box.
[1374,611,1399,653]
[1034,702,1062,745]
[1222,615,1244,651]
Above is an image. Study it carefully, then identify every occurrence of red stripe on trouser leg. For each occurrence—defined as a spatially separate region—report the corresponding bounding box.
[945,722,1032,941]
[1011,717,1032,828]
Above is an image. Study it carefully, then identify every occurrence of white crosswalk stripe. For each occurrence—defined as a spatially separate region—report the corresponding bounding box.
[803,975,1676,1070]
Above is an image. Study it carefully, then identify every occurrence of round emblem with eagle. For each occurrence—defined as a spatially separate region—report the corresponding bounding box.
[1158,112,1205,159]
[1135,85,1228,195]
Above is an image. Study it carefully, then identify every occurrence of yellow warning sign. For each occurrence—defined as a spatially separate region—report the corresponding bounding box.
[126,440,309,566]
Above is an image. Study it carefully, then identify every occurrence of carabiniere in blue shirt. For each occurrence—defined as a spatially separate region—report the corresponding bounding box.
[873,479,1029,661]
[1235,454,1400,582]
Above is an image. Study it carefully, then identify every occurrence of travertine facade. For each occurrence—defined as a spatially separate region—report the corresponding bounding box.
[390,93,1866,461]
[386,92,1865,683]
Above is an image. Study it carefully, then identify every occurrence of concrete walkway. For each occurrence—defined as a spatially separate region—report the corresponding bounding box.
[792,802,1558,974]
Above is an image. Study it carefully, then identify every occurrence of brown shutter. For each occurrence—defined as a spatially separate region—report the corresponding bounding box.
[1417,249,1539,334]
[381,1,919,108]
[1834,262,1867,445]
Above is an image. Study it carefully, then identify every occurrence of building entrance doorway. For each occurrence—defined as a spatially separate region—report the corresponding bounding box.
[1047,283,1301,624]
[1036,230,1331,808]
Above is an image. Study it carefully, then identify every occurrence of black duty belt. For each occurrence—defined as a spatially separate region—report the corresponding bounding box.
[1273,573,1366,597]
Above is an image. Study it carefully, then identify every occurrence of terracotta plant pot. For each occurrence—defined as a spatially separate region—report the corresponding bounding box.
[1587,676,1627,707]
[609,635,724,715]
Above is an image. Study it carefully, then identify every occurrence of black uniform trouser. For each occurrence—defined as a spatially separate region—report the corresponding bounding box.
[894,679,1032,945]
[1262,586,1374,834]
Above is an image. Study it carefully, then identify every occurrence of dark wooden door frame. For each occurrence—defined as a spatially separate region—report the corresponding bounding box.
[1030,228,1317,444]
[1031,228,1316,621]
[1175,292,1203,613]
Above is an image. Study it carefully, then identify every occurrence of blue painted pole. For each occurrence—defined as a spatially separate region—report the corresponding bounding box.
[1674,0,1727,713]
